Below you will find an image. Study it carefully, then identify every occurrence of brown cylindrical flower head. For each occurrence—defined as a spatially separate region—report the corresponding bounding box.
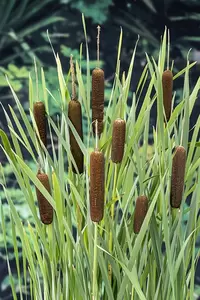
[90,150,105,222]
[92,68,104,136]
[111,118,126,163]
[68,99,84,174]
[33,101,47,147]
[170,146,186,208]
[133,196,148,234]
[162,70,173,122]
[36,172,53,224]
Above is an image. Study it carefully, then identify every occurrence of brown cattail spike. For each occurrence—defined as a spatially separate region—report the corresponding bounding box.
[134,196,148,234]
[92,68,104,136]
[111,118,126,163]
[90,150,105,222]
[36,172,53,224]
[162,70,173,122]
[170,146,186,208]
[33,101,47,147]
[68,99,84,174]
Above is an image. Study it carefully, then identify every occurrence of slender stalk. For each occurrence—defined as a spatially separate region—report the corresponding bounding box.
[97,25,100,68]
[108,163,118,282]
[95,119,98,150]
[92,223,98,300]
[92,119,100,299]
[70,55,76,100]
[167,29,170,70]
[172,207,178,223]
[34,57,39,101]
[131,287,134,300]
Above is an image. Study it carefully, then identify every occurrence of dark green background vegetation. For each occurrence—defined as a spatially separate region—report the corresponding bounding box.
[0,0,200,298]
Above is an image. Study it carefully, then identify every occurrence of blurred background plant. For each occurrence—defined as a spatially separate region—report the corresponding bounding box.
[0,0,200,299]
[0,0,64,100]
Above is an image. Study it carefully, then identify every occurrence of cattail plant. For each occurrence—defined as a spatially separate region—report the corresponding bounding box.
[2,26,200,300]
[92,25,104,136]
[90,121,105,222]
[133,196,148,234]
[33,101,47,147]
[170,146,186,208]
[36,171,53,224]
[162,69,173,122]
[111,118,126,163]
[68,55,84,174]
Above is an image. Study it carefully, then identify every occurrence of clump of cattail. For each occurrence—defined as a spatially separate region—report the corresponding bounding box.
[92,25,104,136]
[68,56,84,174]
[170,146,186,208]
[162,69,173,122]
[36,171,53,224]
[90,121,105,222]
[133,196,148,234]
[111,118,126,163]
[33,101,47,147]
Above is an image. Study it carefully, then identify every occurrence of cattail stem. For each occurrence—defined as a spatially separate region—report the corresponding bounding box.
[120,95,124,119]
[108,163,118,282]
[97,25,101,68]
[92,223,98,300]
[171,207,178,223]
[131,287,134,300]
[95,119,98,150]
[167,29,170,71]
[34,57,39,102]
[70,55,76,100]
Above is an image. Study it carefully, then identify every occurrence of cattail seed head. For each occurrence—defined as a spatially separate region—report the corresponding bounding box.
[134,196,148,234]
[92,68,104,136]
[162,70,173,122]
[36,172,53,224]
[90,150,105,222]
[68,99,84,174]
[170,146,186,208]
[111,118,126,163]
[33,101,47,147]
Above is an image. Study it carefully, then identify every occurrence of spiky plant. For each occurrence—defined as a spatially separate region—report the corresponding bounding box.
[0,16,200,300]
